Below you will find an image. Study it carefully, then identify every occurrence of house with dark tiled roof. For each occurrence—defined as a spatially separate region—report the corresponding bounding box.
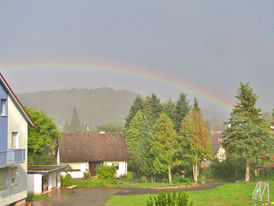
[59,132,129,178]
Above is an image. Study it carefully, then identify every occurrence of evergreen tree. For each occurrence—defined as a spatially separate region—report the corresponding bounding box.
[144,93,163,127]
[125,95,144,131]
[222,82,273,182]
[163,98,175,121]
[70,107,81,132]
[63,121,70,132]
[126,110,146,175]
[272,108,274,126]
[180,102,211,183]
[150,113,180,184]
[174,92,190,132]
[193,98,201,113]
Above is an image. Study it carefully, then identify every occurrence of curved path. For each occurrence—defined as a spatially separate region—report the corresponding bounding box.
[29,182,228,206]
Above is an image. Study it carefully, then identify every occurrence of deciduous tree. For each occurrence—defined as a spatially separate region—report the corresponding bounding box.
[180,100,211,182]
[26,107,61,165]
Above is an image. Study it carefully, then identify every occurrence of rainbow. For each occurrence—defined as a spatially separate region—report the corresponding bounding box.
[0,59,233,112]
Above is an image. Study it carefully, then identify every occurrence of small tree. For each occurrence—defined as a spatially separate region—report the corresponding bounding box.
[70,106,81,132]
[150,113,180,184]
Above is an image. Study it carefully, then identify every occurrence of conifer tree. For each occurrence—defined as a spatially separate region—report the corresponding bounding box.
[223,82,273,182]
[143,93,163,129]
[125,95,144,131]
[163,98,175,122]
[70,107,81,132]
[174,92,190,132]
[150,113,180,184]
[126,110,146,175]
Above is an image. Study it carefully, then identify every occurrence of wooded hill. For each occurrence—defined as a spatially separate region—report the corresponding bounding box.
[18,88,138,129]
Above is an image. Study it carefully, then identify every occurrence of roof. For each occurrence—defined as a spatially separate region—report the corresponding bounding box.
[28,165,66,174]
[59,132,130,162]
[0,73,34,126]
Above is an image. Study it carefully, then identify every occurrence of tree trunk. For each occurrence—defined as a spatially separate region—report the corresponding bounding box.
[168,167,172,184]
[193,160,198,183]
[245,158,250,182]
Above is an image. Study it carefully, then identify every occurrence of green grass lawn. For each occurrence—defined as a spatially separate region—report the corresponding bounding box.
[106,180,274,206]
[26,194,51,201]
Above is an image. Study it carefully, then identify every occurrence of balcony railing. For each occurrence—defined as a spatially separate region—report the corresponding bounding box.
[0,149,25,167]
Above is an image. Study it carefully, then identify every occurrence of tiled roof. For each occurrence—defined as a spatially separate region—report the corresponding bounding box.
[59,132,130,162]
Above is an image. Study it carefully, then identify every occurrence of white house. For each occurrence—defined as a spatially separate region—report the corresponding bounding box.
[27,165,66,195]
[0,73,34,206]
[59,132,129,178]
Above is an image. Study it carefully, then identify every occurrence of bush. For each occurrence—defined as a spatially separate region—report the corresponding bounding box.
[83,171,91,179]
[141,176,148,183]
[127,171,134,180]
[147,190,193,206]
[61,174,72,187]
[97,165,117,185]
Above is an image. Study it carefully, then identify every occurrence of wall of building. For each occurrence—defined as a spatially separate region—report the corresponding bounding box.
[0,83,8,152]
[61,162,88,178]
[0,96,28,205]
[27,174,42,195]
[104,161,127,177]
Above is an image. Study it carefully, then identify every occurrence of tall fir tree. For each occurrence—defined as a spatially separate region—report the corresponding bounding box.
[70,106,81,132]
[125,110,146,175]
[150,113,180,184]
[125,95,144,131]
[222,82,273,182]
[163,98,175,122]
[180,100,211,183]
[174,92,190,132]
[143,93,163,128]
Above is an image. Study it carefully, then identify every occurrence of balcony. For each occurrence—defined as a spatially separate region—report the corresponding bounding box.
[0,149,25,167]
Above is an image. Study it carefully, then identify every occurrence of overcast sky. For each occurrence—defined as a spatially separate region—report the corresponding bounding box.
[0,0,273,113]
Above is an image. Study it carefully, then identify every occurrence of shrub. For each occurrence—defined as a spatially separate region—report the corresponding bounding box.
[83,171,91,179]
[147,190,193,206]
[61,174,72,187]
[141,176,148,183]
[127,171,134,180]
[97,165,117,185]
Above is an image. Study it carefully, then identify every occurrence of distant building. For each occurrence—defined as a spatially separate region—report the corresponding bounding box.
[59,132,130,178]
[0,73,34,206]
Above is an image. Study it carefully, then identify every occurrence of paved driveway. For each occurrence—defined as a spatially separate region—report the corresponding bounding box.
[30,187,118,206]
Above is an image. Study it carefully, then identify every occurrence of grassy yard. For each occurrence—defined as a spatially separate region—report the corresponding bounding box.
[106,180,274,206]
[26,194,51,201]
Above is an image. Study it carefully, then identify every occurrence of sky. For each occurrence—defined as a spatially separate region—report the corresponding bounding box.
[0,0,273,114]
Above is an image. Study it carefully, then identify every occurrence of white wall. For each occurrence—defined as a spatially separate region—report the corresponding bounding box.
[104,161,127,177]
[0,96,28,206]
[27,174,42,195]
[61,162,88,178]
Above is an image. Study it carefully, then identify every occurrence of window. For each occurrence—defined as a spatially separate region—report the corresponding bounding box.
[11,132,19,148]
[0,168,7,190]
[1,99,6,116]
[10,167,17,185]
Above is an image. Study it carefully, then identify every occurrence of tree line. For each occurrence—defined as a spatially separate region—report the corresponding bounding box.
[124,93,211,183]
